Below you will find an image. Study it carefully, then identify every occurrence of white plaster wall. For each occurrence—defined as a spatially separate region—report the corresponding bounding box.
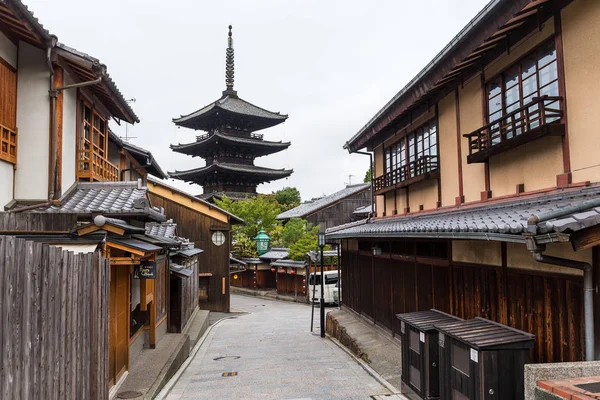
[62,73,77,192]
[0,161,13,208]
[14,42,50,200]
[0,31,17,68]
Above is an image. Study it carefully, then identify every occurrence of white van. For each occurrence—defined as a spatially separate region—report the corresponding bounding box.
[308,270,341,305]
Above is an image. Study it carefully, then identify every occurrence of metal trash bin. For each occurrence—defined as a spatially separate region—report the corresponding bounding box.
[435,317,535,400]
[396,309,462,399]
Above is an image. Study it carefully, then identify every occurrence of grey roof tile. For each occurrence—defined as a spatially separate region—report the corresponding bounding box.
[277,183,371,220]
[271,259,306,268]
[259,248,289,261]
[35,181,165,221]
[326,186,600,240]
[146,220,177,238]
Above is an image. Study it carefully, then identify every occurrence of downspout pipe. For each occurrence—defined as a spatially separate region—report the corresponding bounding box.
[46,40,57,201]
[532,249,596,361]
[353,149,375,220]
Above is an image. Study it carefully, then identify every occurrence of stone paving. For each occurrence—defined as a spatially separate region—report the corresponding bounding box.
[163,294,392,399]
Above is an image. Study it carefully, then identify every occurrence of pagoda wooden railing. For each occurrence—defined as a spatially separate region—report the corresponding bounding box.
[374,155,439,193]
[77,138,119,182]
[196,132,264,141]
[0,123,17,165]
[464,96,565,163]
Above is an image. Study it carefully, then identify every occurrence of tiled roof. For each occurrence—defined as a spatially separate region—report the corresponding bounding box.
[326,186,600,242]
[171,131,290,157]
[173,95,287,131]
[277,183,371,220]
[197,191,256,202]
[145,220,177,239]
[271,259,306,268]
[354,204,373,214]
[307,250,340,263]
[108,131,168,179]
[259,248,289,261]
[36,181,165,221]
[169,162,293,181]
[147,176,244,224]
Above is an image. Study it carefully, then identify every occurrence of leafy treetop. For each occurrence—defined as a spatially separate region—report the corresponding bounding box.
[274,187,301,211]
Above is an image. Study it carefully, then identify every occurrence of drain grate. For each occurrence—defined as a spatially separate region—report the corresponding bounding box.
[117,391,143,399]
[575,382,600,393]
[222,372,238,377]
[213,356,240,361]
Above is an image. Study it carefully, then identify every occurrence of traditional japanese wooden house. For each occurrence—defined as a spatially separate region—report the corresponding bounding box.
[271,259,307,297]
[146,176,243,312]
[327,0,600,367]
[168,26,293,203]
[277,183,371,232]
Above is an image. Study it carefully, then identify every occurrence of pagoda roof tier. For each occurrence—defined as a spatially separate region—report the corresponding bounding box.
[169,162,293,185]
[170,131,290,158]
[173,94,288,132]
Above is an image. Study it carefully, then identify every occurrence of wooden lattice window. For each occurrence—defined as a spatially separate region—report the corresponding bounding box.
[77,99,118,181]
[0,58,17,165]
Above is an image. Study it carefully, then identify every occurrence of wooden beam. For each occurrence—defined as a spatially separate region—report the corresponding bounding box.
[109,257,140,266]
[490,21,526,38]
[149,300,156,349]
[107,241,145,257]
[571,225,600,252]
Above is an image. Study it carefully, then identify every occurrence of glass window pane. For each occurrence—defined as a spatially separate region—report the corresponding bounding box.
[538,41,557,68]
[488,78,501,98]
[489,96,502,116]
[522,75,538,98]
[504,85,520,109]
[504,66,519,88]
[540,81,559,98]
[522,56,537,79]
[539,61,558,88]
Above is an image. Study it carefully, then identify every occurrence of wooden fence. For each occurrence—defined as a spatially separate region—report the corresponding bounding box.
[0,236,109,399]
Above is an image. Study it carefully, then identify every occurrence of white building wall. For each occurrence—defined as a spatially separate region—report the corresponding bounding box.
[62,73,78,192]
[0,161,13,208]
[0,31,17,68]
[14,41,50,200]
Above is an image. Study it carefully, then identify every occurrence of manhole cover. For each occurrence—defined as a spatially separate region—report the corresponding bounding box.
[575,382,600,393]
[222,371,238,377]
[213,356,240,361]
[117,391,143,399]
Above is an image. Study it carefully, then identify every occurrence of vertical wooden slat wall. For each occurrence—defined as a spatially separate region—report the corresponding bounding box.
[0,236,109,399]
[342,240,585,364]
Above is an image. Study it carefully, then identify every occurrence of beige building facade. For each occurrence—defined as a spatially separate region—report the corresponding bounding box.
[329,0,600,371]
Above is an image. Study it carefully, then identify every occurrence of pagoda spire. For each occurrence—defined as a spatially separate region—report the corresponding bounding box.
[224,25,237,97]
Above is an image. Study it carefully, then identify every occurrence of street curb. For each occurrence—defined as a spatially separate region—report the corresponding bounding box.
[327,334,407,398]
[153,316,236,400]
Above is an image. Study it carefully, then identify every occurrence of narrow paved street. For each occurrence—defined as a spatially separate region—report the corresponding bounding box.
[163,294,392,399]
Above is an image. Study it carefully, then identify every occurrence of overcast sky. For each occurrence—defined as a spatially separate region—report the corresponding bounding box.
[28,0,489,201]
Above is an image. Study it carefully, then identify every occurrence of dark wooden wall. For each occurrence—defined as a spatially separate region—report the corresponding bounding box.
[148,193,231,312]
[341,239,586,364]
[0,212,78,232]
[230,270,252,289]
[0,236,110,399]
[256,270,276,289]
[305,189,371,232]
[276,273,304,295]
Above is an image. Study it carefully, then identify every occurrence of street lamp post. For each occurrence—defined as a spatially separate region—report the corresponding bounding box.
[318,232,326,338]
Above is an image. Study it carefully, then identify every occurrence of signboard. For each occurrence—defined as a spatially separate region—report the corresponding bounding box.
[470,348,478,363]
[134,260,156,280]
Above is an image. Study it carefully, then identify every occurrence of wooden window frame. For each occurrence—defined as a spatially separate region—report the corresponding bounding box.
[484,37,561,144]
[76,97,119,181]
[0,58,17,165]
[375,119,439,193]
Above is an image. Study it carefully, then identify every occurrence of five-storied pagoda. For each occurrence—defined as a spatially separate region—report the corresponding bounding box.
[169,26,293,202]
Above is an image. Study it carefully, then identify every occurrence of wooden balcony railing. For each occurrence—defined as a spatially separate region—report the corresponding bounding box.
[0,123,17,165]
[197,131,264,141]
[374,155,439,194]
[464,96,565,163]
[77,139,119,182]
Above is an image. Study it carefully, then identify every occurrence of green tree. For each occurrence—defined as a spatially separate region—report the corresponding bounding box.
[274,187,301,211]
[232,233,258,258]
[288,232,318,261]
[364,168,372,183]
[214,194,282,239]
[281,218,319,247]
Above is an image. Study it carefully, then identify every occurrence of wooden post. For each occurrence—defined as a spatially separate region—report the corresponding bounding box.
[53,66,64,199]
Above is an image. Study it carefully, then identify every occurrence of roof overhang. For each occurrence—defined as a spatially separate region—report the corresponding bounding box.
[345,0,562,152]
